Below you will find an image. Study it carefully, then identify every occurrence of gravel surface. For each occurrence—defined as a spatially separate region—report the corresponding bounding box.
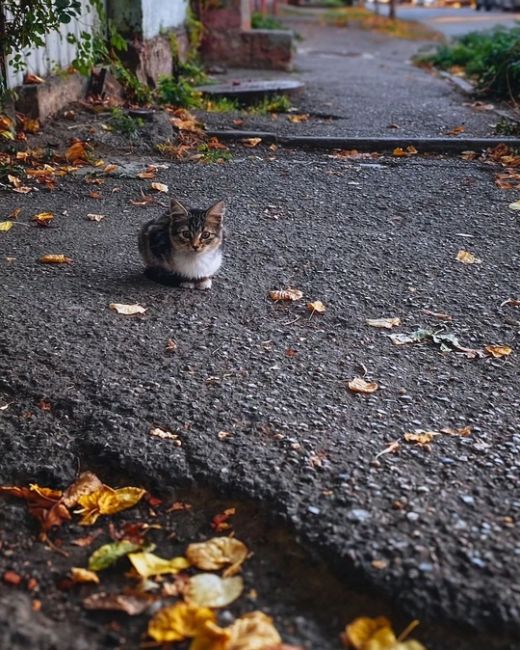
[1,143,519,649]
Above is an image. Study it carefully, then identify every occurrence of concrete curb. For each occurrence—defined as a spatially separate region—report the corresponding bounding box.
[206,130,520,153]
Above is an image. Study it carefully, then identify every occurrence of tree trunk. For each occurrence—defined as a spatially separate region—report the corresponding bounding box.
[389,0,397,20]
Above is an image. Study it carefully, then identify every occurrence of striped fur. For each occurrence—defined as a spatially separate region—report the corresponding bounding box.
[138,198,225,289]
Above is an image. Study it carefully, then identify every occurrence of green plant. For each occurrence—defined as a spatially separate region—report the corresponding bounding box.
[422,27,520,101]
[204,97,239,112]
[495,118,520,137]
[156,75,202,108]
[109,108,144,137]
[251,12,285,30]
[249,94,292,114]
[196,143,232,163]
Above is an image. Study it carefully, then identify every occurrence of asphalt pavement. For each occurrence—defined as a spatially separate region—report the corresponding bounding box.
[0,15,519,650]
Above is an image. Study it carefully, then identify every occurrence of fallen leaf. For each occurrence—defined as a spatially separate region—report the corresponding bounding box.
[24,73,45,84]
[392,146,417,157]
[375,441,400,459]
[71,530,103,547]
[366,317,400,329]
[165,338,177,353]
[150,182,168,193]
[225,611,282,650]
[217,430,233,440]
[307,300,326,314]
[88,540,143,571]
[86,213,105,222]
[456,249,481,264]
[187,573,244,608]
[62,471,104,508]
[39,254,72,264]
[103,164,118,174]
[509,200,520,211]
[167,501,192,513]
[242,138,262,148]
[348,377,379,394]
[269,288,303,302]
[485,345,512,358]
[287,114,309,123]
[447,125,465,136]
[137,166,157,179]
[0,221,14,232]
[371,559,389,570]
[421,309,452,320]
[128,551,190,578]
[0,484,70,536]
[403,431,439,446]
[32,212,54,226]
[461,150,479,161]
[3,571,22,585]
[389,328,483,357]
[83,592,152,615]
[17,115,40,134]
[211,507,236,532]
[500,298,520,307]
[65,141,88,163]
[76,486,146,525]
[70,567,99,584]
[109,303,146,315]
[148,602,216,642]
[186,537,248,577]
[148,426,180,441]
[129,193,155,206]
[12,186,32,194]
[440,426,472,437]
[9,207,22,219]
[88,191,102,199]
[341,616,424,650]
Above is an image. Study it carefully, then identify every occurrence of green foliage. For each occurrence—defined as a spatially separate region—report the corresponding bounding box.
[186,6,204,57]
[249,94,292,114]
[424,27,520,101]
[495,118,520,137]
[204,97,239,112]
[109,108,144,138]
[196,143,232,163]
[251,12,285,30]
[156,75,202,108]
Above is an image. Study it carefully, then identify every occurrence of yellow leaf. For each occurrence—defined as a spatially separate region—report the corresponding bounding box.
[485,345,512,358]
[242,138,262,148]
[187,573,244,608]
[148,602,216,643]
[76,486,146,525]
[392,147,406,157]
[128,551,190,578]
[342,617,392,649]
[440,426,471,437]
[70,567,99,584]
[186,537,248,577]
[109,303,146,315]
[150,182,169,193]
[39,254,72,264]
[269,288,303,302]
[0,221,14,232]
[62,471,103,508]
[287,114,309,123]
[32,212,54,225]
[366,318,401,329]
[0,130,15,140]
[348,377,379,394]
[225,611,282,650]
[456,249,481,264]
[190,622,231,650]
[403,431,439,446]
[307,300,326,314]
[509,200,520,211]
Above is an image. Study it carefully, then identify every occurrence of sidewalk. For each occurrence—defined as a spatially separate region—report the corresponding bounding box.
[0,15,519,650]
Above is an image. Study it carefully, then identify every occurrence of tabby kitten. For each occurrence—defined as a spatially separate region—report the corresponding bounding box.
[138,198,225,290]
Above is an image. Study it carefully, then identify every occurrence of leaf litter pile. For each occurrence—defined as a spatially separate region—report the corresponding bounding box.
[0,472,427,649]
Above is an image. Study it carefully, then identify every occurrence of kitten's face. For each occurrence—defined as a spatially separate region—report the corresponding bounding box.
[168,199,225,253]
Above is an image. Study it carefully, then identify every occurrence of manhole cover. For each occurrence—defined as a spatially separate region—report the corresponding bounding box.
[196,79,305,104]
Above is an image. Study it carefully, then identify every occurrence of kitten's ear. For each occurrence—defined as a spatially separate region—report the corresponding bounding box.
[206,200,225,225]
[169,198,189,220]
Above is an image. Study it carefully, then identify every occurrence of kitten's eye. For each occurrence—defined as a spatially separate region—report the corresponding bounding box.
[201,231,212,240]
[180,230,190,239]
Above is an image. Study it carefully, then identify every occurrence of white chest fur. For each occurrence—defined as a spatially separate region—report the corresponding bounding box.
[167,248,222,279]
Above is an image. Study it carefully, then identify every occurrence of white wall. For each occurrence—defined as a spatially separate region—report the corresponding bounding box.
[141,0,188,40]
[6,0,99,89]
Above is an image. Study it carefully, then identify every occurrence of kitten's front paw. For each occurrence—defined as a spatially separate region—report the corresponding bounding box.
[180,281,196,289]
[196,278,212,291]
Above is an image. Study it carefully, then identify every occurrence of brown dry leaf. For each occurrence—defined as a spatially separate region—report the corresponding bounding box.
[186,537,248,577]
[447,125,465,136]
[269,288,303,302]
[32,212,54,226]
[165,338,177,353]
[71,530,103,547]
[12,185,32,194]
[62,471,103,508]
[187,573,244,608]
[421,309,452,321]
[440,426,472,437]
[24,73,45,84]
[109,303,146,315]
[0,221,14,232]
[70,567,99,584]
[456,249,481,265]
[65,141,88,163]
[148,427,181,444]
[39,254,72,264]
[137,166,157,179]
[307,300,326,314]
[0,484,71,536]
[242,138,262,148]
[7,174,21,187]
[461,151,479,161]
[217,431,233,440]
[375,441,400,459]
[9,207,22,220]
[129,192,154,206]
[348,377,379,394]
[392,146,417,158]
[211,507,236,532]
[170,112,202,133]
[341,616,424,650]
[75,486,146,525]
[226,611,282,650]
[150,182,168,193]
[366,317,400,329]
[403,431,439,446]
[501,298,520,307]
[88,191,102,199]
[485,345,512,358]
[86,213,105,222]
[83,592,152,615]
[287,114,309,123]
[148,602,216,642]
